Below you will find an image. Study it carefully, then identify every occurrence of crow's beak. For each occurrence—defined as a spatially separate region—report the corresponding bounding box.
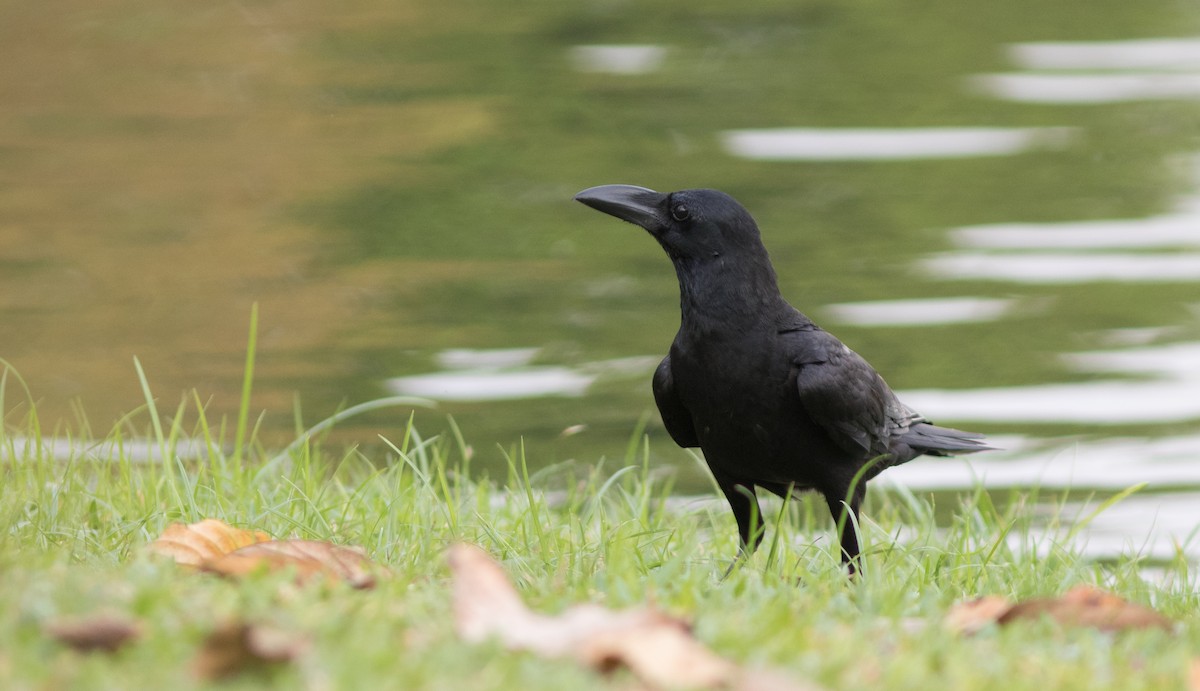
[574,184,669,233]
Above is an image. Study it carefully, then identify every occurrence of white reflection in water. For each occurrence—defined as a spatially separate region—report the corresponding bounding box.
[884,433,1200,490]
[899,341,1200,425]
[890,466,1200,561]
[931,160,1200,282]
[1065,341,1200,379]
[387,366,594,401]
[386,350,659,402]
[975,72,1200,104]
[1098,326,1180,347]
[978,37,1200,105]
[1,437,208,464]
[922,252,1200,283]
[569,45,666,74]
[1068,493,1200,561]
[436,347,539,370]
[905,379,1200,424]
[1009,38,1200,71]
[721,127,1073,161]
[823,296,1017,326]
[950,202,1200,249]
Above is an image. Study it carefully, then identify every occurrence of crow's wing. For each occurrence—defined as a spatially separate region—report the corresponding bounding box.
[789,329,919,458]
[652,355,700,448]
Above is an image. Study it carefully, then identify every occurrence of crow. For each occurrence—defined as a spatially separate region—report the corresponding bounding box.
[574,184,991,573]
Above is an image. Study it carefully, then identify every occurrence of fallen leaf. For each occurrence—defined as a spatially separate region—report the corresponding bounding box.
[733,667,827,691]
[148,519,381,588]
[200,540,380,588]
[943,596,1013,635]
[448,543,820,691]
[999,585,1173,632]
[192,620,305,680]
[946,586,1173,635]
[44,613,141,653]
[578,619,736,688]
[148,519,271,566]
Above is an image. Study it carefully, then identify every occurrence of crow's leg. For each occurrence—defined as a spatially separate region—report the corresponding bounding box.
[712,470,764,574]
[824,482,865,576]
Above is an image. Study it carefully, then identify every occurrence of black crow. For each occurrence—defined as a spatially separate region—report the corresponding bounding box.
[574,184,991,573]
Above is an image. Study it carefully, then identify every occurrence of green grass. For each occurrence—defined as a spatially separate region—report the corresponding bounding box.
[2,352,1198,690]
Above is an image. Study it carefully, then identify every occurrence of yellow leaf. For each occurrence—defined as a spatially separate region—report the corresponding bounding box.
[148,519,271,566]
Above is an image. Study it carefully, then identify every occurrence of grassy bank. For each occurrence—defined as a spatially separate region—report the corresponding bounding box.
[1,371,1197,690]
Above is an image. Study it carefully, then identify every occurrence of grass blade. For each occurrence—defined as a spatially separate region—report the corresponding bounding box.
[232,302,258,470]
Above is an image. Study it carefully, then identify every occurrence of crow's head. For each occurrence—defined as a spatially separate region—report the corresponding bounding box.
[574,185,765,264]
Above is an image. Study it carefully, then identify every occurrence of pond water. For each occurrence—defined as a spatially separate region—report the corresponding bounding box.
[2,0,1199,562]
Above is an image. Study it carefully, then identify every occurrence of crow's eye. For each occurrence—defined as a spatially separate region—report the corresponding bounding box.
[671,203,690,222]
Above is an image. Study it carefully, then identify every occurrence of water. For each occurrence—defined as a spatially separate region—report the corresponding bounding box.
[569,45,668,75]
[2,0,1199,563]
[977,37,1200,103]
[722,127,1075,161]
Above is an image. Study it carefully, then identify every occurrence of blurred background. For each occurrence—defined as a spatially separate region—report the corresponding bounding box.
[2,0,1199,558]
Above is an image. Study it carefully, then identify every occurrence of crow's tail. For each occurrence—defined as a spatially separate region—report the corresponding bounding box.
[903,421,993,457]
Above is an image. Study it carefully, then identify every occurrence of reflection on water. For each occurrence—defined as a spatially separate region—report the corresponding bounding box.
[887,490,1200,563]
[823,297,1018,326]
[388,366,594,401]
[2,436,209,465]
[386,337,1200,429]
[885,432,1200,490]
[721,127,1073,161]
[388,347,590,400]
[885,434,1200,560]
[435,347,540,370]
[976,73,1200,104]
[906,377,1200,424]
[950,200,1200,249]
[978,35,1200,104]
[569,45,667,75]
[1063,493,1200,561]
[386,349,658,402]
[927,160,1200,282]
[1010,38,1200,70]
[900,341,1200,425]
[1066,340,1200,378]
[922,252,1200,283]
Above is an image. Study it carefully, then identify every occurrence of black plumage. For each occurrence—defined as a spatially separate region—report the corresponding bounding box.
[574,184,991,573]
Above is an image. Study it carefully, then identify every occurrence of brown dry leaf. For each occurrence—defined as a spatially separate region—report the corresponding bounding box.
[147,519,381,588]
[947,586,1174,635]
[44,613,141,653]
[192,620,306,681]
[148,519,271,567]
[200,540,380,589]
[448,543,821,691]
[998,585,1173,633]
[579,620,736,689]
[943,596,1014,635]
